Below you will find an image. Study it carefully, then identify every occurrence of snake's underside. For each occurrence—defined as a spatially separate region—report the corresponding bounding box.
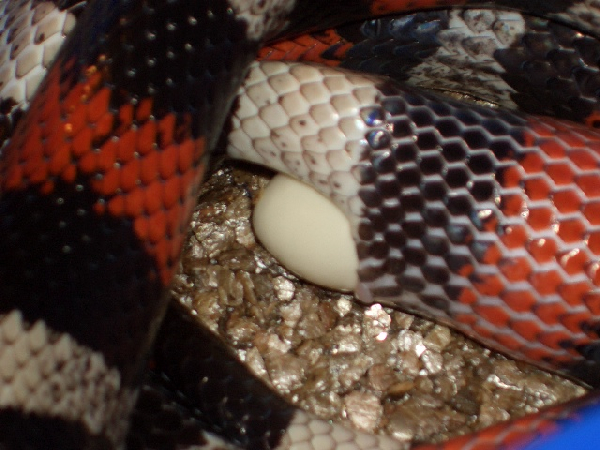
[1,0,600,449]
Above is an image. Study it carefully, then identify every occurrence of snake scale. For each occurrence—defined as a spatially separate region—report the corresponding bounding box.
[1,0,600,448]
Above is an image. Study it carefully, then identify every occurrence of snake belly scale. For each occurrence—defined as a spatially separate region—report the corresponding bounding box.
[1,0,600,449]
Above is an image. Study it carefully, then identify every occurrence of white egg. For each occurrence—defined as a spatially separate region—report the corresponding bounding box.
[253,174,358,292]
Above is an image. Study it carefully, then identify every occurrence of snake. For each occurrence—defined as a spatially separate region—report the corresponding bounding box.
[1,0,600,449]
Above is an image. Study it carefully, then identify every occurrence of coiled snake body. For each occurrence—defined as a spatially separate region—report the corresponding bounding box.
[1,0,600,449]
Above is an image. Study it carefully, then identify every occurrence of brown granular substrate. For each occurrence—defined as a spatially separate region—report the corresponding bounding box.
[171,162,586,447]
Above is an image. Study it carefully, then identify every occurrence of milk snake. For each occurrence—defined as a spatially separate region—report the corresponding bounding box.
[1,0,600,449]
